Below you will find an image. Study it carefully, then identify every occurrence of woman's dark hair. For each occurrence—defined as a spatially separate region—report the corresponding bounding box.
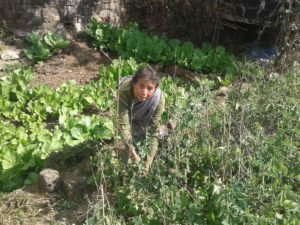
[131,66,160,86]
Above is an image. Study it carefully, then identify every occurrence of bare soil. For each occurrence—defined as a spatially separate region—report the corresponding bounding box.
[0,186,88,225]
[31,41,112,89]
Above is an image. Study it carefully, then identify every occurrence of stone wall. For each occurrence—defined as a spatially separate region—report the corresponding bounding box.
[216,0,285,26]
[0,0,290,43]
[0,0,217,42]
[123,0,215,43]
[0,0,125,36]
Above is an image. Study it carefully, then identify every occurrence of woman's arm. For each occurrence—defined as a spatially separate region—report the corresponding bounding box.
[118,92,132,146]
[118,87,141,163]
[145,93,165,172]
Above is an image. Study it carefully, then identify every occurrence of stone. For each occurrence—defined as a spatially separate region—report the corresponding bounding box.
[167,120,177,130]
[11,29,28,38]
[159,125,169,138]
[215,96,228,106]
[0,49,23,60]
[38,169,62,193]
[62,170,88,200]
[214,86,230,106]
[216,86,229,96]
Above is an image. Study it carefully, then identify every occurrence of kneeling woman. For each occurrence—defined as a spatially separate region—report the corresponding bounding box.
[117,66,165,175]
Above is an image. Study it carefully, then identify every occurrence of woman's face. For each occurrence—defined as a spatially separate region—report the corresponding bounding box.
[133,79,157,102]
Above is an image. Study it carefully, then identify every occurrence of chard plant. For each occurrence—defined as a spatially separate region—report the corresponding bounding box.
[85,19,236,80]
[24,32,70,63]
[0,57,145,192]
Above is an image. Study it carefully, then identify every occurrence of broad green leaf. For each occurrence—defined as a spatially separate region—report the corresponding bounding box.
[2,151,17,170]
[70,127,85,141]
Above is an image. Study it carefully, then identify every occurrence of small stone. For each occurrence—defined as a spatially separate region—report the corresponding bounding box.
[0,49,22,60]
[159,125,169,138]
[74,22,83,32]
[167,120,177,130]
[11,29,28,38]
[215,96,228,106]
[38,169,62,193]
[216,86,229,96]
[215,86,229,106]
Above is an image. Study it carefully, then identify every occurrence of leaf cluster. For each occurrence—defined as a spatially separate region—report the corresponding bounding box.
[85,19,236,77]
[24,32,70,63]
[0,64,119,191]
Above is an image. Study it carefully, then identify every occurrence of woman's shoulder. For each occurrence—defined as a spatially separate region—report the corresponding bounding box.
[119,77,132,92]
[159,89,165,101]
[118,77,134,103]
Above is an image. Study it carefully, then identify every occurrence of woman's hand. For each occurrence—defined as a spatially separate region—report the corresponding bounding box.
[141,158,153,177]
[129,146,141,164]
[141,163,150,177]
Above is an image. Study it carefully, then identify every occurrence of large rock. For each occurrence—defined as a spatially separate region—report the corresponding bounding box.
[38,169,62,193]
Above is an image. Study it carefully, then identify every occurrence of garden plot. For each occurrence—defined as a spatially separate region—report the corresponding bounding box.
[1,22,299,225]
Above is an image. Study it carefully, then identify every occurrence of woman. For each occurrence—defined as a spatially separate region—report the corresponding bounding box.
[117,66,165,175]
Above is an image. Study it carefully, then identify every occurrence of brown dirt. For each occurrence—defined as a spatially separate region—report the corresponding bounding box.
[0,158,99,225]
[31,41,112,89]
[0,184,99,225]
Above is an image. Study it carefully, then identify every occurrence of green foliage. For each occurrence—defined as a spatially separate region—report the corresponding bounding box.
[0,64,119,191]
[0,57,146,191]
[85,18,236,77]
[24,32,70,63]
[87,64,300,224]
[43,32,70,53]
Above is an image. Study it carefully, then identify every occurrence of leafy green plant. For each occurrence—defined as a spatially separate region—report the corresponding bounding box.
[24,33,50,63]
[24,32,70,63]
[43,32,70,53]
[85,19,236,77]
[0,64,120,191]
[0,57,147,192]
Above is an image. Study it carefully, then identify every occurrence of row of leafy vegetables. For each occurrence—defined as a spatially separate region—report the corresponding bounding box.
[0,66,113,191]
[85,19,236,77]
[0,55,149,191]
